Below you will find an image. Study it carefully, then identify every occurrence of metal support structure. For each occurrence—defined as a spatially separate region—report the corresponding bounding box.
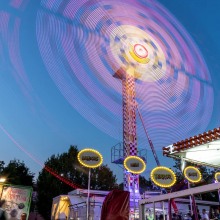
[137,107,160,166]
[122,73,139,194]
[191,194,198,220]
[218,188,220,205]
[113,69,139,202]
[87,168,91,220]
[139,203,145,220]
[139,181,220,220]
[188,181,193,215]
[168,199,172,220]
[162,201,165,220]
[188,181,198,220]
[153,202,156,220]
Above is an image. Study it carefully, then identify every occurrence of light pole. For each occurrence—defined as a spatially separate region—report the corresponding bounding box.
[0,177,6,200]
[0,177,6,183]
[0,176,6,183]
[77,149,103,220]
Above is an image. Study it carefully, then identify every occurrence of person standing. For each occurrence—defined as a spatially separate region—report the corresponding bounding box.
[186,213,192,220]
[214,209,220,220]
[0,200,7,220]
[201,209,209,220]
[20,213,27,220]
[192,209,202,220]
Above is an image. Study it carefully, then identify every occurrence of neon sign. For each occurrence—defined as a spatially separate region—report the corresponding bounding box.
[184,166,202,183]
[77,149,103,168]
[124,156,146,174]
[151,166,176,188]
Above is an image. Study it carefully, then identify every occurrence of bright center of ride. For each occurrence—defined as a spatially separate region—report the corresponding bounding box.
[133,44,148,58]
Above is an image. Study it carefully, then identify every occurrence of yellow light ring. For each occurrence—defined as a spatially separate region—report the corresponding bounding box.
[215,172,220,182]
[123,156,146,174]
[150,166,176,188]
[184,166,202,183]
[129,49,150,64]
[77,148,103,168]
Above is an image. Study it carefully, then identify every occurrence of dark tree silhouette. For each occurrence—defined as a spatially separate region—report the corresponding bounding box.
[0,159,34,186]
[36,145,118,219]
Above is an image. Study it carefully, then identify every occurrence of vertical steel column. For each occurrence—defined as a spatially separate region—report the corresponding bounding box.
[168,199,172,220]
[87,168,91,220]
[218,188,220,205]
[122,73,139,194]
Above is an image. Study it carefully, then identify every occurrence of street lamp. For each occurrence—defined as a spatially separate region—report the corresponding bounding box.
[0,177,6,183]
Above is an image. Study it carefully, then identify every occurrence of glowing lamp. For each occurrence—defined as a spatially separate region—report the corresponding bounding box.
[123,156,146,174]
[215,172,220,182]
[77,148,103,168]
[0,177,6,183]
[150,166,176,188]
[184,166,202,183]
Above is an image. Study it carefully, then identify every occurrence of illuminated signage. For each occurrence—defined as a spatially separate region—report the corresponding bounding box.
[215,172,220,182]
[151,166,176,188]
[77,149,103,168]
[184,166,202,183]
[124,156,146,174]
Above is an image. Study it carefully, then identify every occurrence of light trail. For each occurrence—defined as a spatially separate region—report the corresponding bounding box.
[0,123,82,189]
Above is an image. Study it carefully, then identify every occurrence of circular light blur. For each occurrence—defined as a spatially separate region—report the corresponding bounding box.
[184,166,202,183]
[36,0,214,149]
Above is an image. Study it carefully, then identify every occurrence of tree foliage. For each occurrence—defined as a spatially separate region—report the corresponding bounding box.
[36,145,118,220]
[172,159,218,201]
[90,165,118,190]
[172,159,214,185]
[0,159,34,186]
[139,175,153,194]
[0,161,5,173]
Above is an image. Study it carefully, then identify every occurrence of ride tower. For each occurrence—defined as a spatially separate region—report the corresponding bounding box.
[113,42,150,203]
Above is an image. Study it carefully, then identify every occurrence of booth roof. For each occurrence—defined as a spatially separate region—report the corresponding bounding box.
[163,127,220,168]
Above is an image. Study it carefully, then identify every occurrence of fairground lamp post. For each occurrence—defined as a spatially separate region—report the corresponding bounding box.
[0,177,6,197]
[77,149,103,220]
[0,177,6,183]
[124,155,146,217]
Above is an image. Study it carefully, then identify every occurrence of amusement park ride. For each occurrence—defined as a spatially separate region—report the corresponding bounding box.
[1,0,219,219]
[35,0,216,219]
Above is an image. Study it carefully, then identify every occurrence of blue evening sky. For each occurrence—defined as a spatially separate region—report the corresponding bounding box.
[0,0,220,183]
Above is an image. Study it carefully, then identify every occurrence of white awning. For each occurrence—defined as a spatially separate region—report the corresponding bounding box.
[165,139,220,168]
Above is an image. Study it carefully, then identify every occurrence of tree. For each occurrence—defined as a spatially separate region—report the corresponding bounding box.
[139,175,153,194]
[0,159,34,186]
[172,159,214,186]
[36,145,118,219]
[0,161,5,173]
[172,159,218,201]
[90,165,117,190]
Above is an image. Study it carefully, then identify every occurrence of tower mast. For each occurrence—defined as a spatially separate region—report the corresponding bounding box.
[114,68,139,194]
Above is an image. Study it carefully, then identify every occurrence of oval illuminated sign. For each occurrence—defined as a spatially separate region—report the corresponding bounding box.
[184,166,202,183]
[151,166,176,188]
[77,149,103,168]
[215,172,220,182]
[124,156,146,174]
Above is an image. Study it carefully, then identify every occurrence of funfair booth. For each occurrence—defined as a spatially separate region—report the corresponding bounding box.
[51,189,109,220]
[139,182,220,220]
[139,127,220,220]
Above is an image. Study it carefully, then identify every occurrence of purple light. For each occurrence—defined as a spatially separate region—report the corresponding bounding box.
[36,0,214,149]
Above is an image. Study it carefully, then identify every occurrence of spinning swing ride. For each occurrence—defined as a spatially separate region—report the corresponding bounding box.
[1,0,214,209]
[36,0,214,200]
